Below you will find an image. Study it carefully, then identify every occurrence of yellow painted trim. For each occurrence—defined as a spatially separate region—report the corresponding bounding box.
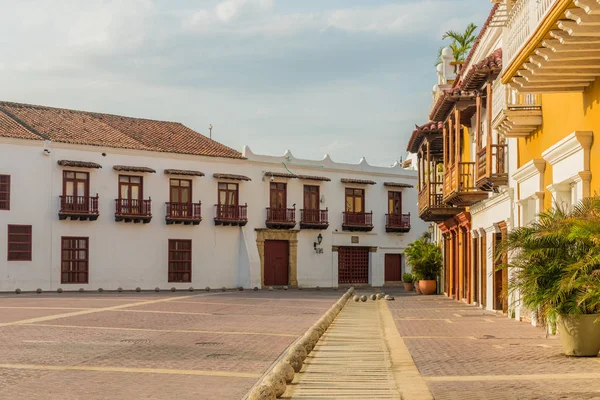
[501,0,573,84]
[0,363,260,379]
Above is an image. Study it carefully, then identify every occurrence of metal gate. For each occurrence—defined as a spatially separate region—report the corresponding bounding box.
[338,247,369,284]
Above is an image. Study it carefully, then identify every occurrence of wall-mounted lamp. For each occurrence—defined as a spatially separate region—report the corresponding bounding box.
[314,233,323,249]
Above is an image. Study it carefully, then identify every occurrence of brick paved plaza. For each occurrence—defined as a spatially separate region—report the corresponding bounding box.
[3,289,600,399]
[0,290,340,399]
[386,290,600,400]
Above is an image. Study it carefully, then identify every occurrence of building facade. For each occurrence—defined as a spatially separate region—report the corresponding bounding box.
[410,0,600,322]
[0,101,425,292]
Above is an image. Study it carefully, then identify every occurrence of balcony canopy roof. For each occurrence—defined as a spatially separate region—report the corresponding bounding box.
[459,48,503,92]
[58,160,102,169]
[406,121,443,154]
[429,88,478,123]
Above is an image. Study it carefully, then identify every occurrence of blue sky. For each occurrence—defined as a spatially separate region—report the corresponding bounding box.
[0,0,491,165]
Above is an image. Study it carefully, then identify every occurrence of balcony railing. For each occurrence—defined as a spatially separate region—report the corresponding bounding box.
[165,202,202,225]
[385,213,411,233]
[476,145,508,190]
[266,207,296,229]
[493,88,542,137]
[115,198,152,223]
[418,181,462,221]
[443,162,488,206]
[300,208,329,229]
[504,0,558,69]
[342,211,373,232]
[58,195,99,221]
[214,204,248,226]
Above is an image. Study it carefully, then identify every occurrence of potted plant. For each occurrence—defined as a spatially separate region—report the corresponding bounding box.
[405,234,442,296]
[502,198,600,356]
[402,273,415,292]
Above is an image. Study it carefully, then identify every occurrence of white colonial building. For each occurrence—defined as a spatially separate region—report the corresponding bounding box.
[0,101,425,292]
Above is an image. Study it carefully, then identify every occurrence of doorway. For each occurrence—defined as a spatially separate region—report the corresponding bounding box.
[384,254,402,282]
[264,240,289,286]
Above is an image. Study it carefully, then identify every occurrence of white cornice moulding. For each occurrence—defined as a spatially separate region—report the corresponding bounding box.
[541,131,593,166]
[469,188,513,216]
[512,159,546,183]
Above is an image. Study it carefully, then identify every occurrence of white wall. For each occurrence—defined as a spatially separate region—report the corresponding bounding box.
[0,138,425,291]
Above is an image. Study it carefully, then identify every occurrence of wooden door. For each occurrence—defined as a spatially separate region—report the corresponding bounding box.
[388,192,402,215]
[384,254,402,282]
[472,237,478,305]
[481,234,487,308]
[264,240,289,286]
[493,232,503,311]
[338,247,369,284]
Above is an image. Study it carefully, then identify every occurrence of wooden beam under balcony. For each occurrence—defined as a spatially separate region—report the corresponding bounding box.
[418,182,464,222]
[493,105,542,138]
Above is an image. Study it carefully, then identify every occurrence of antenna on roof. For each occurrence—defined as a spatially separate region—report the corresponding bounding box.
[208,124,213,140]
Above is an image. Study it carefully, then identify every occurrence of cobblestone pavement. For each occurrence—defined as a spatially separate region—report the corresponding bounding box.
[0,290,339,399]
[384,289,600,400]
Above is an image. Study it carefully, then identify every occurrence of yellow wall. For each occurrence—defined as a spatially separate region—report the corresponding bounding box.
[517,77,600,210]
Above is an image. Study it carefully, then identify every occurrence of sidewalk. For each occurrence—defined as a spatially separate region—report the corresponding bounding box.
[386,291,600,400]
[283,295,431,400]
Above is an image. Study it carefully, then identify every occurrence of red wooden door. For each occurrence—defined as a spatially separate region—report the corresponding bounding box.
[384,254,402,282]
[264,240,289,286]
[338,247,369,284]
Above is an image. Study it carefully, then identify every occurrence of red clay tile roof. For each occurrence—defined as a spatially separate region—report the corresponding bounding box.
[460,48,502,91]
[384,182,414,188]
[164,169,205,177]
[213,173,251,181]
[406,121,444,153]
[452,3,500,88]
[58,160,102,169]
[0,101,243,159]
[113,165,156,173]
[429,88,478,122]
[264,172,298,179]
[341,178,377,185]
[0,108,43,140]
[298,175,331,182]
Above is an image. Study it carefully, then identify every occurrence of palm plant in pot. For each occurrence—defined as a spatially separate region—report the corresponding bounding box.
[402,273,415,292]
[501,197,600,356]
[405,235,442,296]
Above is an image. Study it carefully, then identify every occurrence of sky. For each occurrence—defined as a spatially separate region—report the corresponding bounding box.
[0,0,491,166]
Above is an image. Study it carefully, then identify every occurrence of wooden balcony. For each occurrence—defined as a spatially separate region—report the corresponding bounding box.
[165,202,202,225]
[115,198,152,223]
[418,182,463,222]
[59,195,99,221]
[443,162,488,206]
[385,213,411,233]
[266,207,296,229]
[342,212,373,232]
[300,209,329,230]
[476,145,508,191]
[214,204,248,226]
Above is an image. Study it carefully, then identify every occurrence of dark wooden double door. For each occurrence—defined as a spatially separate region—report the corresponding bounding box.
[264,240,289,286]
[338,247,369,284]
[384,254,402,282]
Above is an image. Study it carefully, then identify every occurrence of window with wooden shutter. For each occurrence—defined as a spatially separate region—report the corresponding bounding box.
[61,237,89,284]
[0,175,10,210]
[168,239,192,282]
[7,225,32,261]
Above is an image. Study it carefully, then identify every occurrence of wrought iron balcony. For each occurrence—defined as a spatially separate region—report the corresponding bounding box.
[214,204,248,226]
[443,162,488,206]
[165,202,202,225]
[115,198,152,223]
[342,211,373,232]
[59,195,99,221]
[300,208,329,230]
[385,213,411,233]
[266,207,296,229]
[418,182,463,222]
[476,144,508,191]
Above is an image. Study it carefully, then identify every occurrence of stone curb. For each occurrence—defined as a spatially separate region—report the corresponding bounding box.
[245,286,355,400]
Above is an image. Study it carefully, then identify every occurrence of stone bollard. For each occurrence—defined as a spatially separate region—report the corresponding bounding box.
[98,288,104,293]
[268,286,274,291]
[135,287,141,292]
[385,295,395,301]
[248,384,276,400]
[155,287,160,292]
[370,294,376,301]
[171,287,176,292]
[189,287,194,292]
[360,295,367,302]
[353,295,360,302]
[376,293,383,300]
[273,362,295,384]
[117,287,123,292]
[289,345,308,362]
[205,286,210,292]
[57,288,63,293]
[283,353,303,373]
[254,287,259,291]
[263,373,286,398]
[15,288,21,294]
[36,288,42,294]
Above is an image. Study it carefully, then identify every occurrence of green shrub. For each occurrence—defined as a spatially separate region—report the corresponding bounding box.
[402,273,414,283]
[405,236,442,281]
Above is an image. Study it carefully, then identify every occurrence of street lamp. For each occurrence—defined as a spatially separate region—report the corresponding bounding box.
[314,233,323,249]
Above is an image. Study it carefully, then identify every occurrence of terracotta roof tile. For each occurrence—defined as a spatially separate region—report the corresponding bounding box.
[460,48,502,91]
[0,109,43,140]
[264,172,298,179]
[429,89,478,122]
[113,165,156,173]
[407,121,444,154]
[57,160,102,169]
[213,173,251,181]
[341,178,377,185]
[164,169,205,177]
[0,101,243,159]
[384,182,414,188]
[297,175,331,182]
